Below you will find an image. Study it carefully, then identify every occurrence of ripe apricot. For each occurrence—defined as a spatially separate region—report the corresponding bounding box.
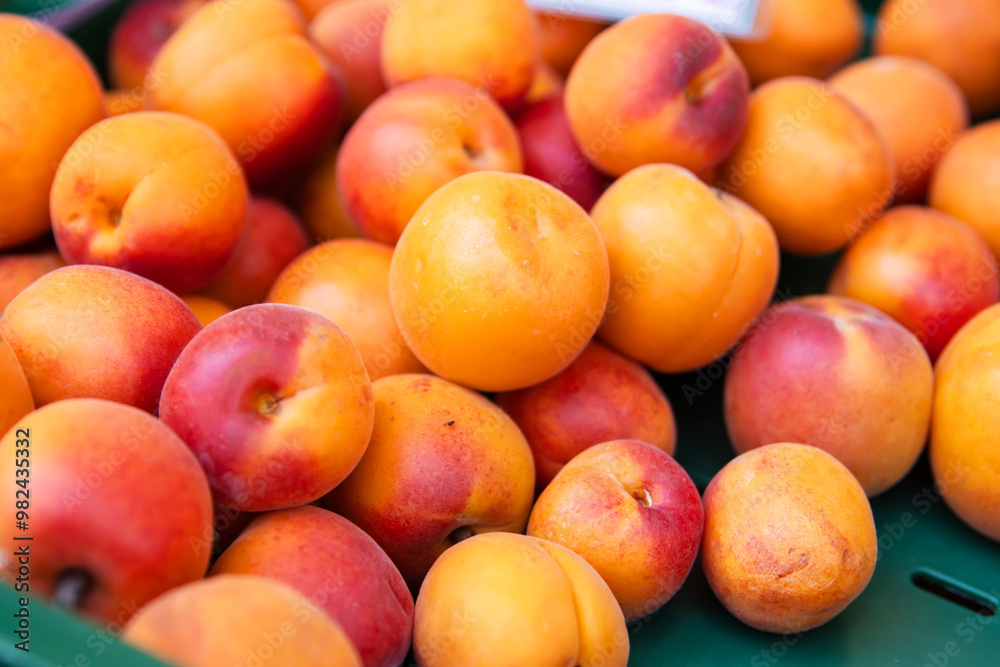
[0,336,32,438]
[0,249,65,312]
[180,295,232,326]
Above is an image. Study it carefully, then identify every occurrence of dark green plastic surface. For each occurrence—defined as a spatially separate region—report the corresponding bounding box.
[2,0,1000,664]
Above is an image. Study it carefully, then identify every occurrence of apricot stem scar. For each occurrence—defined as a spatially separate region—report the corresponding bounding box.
[54,568,94,611]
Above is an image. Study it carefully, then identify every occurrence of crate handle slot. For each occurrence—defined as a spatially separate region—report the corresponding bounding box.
[911,569,998,617]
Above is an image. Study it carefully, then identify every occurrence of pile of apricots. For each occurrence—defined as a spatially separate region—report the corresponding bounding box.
[2,0,1000,664]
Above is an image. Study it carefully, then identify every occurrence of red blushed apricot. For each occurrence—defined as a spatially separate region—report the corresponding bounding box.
[729,0,863,85]
[51,112,248,293]
[702,443,877,633]
[108,0,208,89]
[533,11,605,76]
[310,0,389,121]
[718,77,895,255]
[0,336,32,438]
[0,266,201,413]
[932,303,1000,542]
[202,197,309,308]
[829,206,999,360]
[0,249,66,312]
[0,399,213,624]
[159,303,374,511]
[515,95,608,211]
[149,0,345,185]
[0,15,105,251]
[211,506,414,667]
[324,374,536,588]
[389,171,609,392]
[180,294,232,326]
[496,342,676,491]
[298,143,362,241]
[381,0,537,109]
[337,77,523,245]
[829,56,969,204]
[592,165,778,373]
[565,14,749,177]
[268,238,425,381]
[724,296,933,496]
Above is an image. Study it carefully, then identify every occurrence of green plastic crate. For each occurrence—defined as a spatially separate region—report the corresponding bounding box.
[2,1,999,665]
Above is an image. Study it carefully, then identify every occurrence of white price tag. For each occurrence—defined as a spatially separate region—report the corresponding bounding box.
[526,0,762,37]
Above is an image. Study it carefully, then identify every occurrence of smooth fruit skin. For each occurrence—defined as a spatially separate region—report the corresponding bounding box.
[524,59,564,104]
[0,15,105,250]
[829,206,999,360]
[159,303,374,511]
[310,0,389,121]
[389,171,610,392]
[211,506,414,667]
[729,0,863,85]
[533,11,605,76]
[337,77,523,246]
[298,143,362,241]
[268,238,426,381]
[0,399,213,624]
[565,14,749,177]
[180,294,232,326]
[0,266,201,414]
[528,440,704,622]
[829,56,969,204]
[515,95,608,211]
[0,337,32,438]
[930,120,1000,260]
[324,374,535,588]
[0,249,65,312]
[724,295,933,497]
[496,341,676,491]
[931,303,1000,542]
[718,76,895,255]
[124,575,363,667]
[702,443,877,634]
[381,0,537,109]
[414,533,628,667]
[202,196,309,308]
[875,0,1000,117]
[149,0,345,185]
[592,165,778,373]
[50,111,249,293]
[107,0,207,89]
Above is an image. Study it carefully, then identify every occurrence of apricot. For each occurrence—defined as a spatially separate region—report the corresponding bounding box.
[931,303,1000,542]
[160,303,374,511]
[180,294,232,326]
[718,76,895,255]
[0,266,201,413]
[108,0,207,89]
[496,341,676,491]
[298,143,362,241]
[337,77,523,245]
[875,0,1000,117]
[533,11,605,76]
[702,443,877,633]
[729,0,863,85]
[104,88,147,116]
[51,111,248,293]
[202,197,309,308]
[565,14,749,177]
[149,0,345,185]
[414,533,628,667]
[211,506,413,667]
[268,238,425,381]
[324,374,535,587]
[124,575,363,667]
[725,296,933,496]
[592,165,778,373]
[929,120,1000,260]
[389,171,609,391]
[381,0,536,108]
[0,336,32,438]
[0,399,213,623]
[525,60,564,104]
[0,249,65,312]
[0,15,105,250]
[829,206,999,360]
[310,0,389,121]
[829,56,969,203]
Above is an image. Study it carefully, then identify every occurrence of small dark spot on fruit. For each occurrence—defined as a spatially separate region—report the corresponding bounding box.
[446,421,455,426]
